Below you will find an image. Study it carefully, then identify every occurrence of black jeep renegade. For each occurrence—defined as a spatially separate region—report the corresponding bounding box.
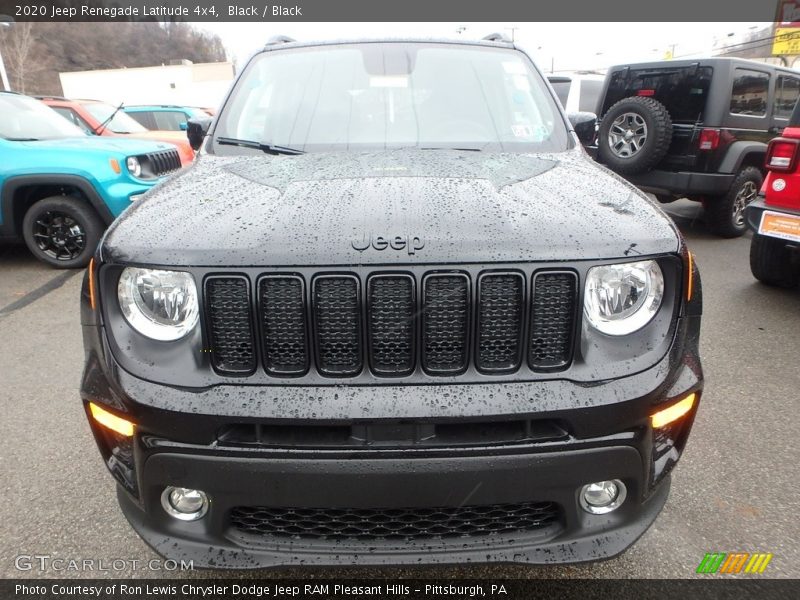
[80,37,704,568]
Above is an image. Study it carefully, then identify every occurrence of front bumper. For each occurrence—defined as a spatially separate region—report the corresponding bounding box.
[118,447,671,567]
[80,303,702,567]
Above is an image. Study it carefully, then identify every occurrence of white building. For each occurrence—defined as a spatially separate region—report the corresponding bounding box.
[59,61,235,109]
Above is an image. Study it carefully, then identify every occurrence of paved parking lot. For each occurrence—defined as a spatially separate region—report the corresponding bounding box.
[1,200,798,579]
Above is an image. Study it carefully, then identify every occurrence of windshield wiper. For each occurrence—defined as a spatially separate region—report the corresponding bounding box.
[95,103,124,135]
[419,146,483,152]
[5,137,40,141]
[216,137,304,155]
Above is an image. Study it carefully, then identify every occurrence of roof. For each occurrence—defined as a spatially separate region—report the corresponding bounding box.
[607,57,800,76]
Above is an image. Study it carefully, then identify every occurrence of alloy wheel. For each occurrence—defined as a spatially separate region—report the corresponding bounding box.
[732,181,758,228]
[608,112,648,158]
[31,211,87,261]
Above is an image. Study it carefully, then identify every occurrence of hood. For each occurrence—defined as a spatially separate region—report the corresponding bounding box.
[21,136,174,156]
[103,148,680,267]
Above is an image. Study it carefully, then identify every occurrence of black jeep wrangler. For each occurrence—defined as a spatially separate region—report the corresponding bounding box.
[80,37,703,568]
[596,58,800,237]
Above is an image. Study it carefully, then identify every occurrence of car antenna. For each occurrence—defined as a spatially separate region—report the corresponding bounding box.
[95,102,124,135]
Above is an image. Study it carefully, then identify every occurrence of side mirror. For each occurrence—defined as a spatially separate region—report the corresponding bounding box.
[568,112,597,146]
[186,117,213,151]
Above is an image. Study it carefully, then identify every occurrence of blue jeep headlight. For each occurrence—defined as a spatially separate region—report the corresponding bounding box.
[126,156,142,178]
[117,267,199,341]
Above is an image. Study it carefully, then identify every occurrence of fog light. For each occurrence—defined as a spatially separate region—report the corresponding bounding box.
[161,487,209,521]
[579,479,626,514]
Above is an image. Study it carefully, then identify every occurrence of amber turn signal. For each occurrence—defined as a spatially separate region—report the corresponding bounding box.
[650,393,696,429]
[89,402,134,437]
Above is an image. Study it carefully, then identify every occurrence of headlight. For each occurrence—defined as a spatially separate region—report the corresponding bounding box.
[118,268,198,341]
[126,156,142,178]
[584,260,664,336]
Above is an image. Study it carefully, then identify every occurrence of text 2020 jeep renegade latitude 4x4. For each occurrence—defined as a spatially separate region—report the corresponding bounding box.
[80,38,704,567]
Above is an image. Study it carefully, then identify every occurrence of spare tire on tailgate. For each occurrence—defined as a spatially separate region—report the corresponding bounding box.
[598,96,673,175]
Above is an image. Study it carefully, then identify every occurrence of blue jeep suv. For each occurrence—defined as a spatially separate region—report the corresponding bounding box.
[0,92,182,268]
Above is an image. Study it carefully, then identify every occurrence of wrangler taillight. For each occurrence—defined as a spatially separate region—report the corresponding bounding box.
[765,138,800,172]
[636,89,655,97]
[698,129,720,151]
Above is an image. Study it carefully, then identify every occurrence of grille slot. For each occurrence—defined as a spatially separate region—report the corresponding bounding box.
[258,276,308,376]
[367,275,415,376]
[230,501,561,541]
[529,272,577,370]
[477,273,524,373]
[422,274,470,375]
[145,148,181,176]
[205,277,256,374]
[313,275,362,376]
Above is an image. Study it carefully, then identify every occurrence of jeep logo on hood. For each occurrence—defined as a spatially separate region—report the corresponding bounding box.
[351,234,425,255]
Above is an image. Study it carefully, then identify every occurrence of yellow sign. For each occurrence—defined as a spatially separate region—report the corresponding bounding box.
[772,27,800,55]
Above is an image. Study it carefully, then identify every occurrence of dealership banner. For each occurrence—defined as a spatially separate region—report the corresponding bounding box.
[0,0,787,22]
[3,579,799,600]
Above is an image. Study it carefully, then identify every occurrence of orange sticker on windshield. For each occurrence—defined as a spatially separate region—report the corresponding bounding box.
[759,210,800,242]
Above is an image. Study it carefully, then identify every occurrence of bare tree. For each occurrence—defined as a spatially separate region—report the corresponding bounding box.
[0,21,35,93]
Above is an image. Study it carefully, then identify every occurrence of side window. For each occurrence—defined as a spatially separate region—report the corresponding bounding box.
[729,69,769,116]
[578,80,603,113]
[153,111,189,131]
[774,76,800,120]
[126,111,158,130]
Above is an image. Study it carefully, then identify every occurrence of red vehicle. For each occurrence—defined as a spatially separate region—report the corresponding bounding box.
[38,97,195,167]
[745,101,800,288]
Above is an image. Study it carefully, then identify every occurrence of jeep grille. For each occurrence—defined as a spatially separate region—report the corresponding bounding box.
[203,269,578,378]
[144,148,182,177]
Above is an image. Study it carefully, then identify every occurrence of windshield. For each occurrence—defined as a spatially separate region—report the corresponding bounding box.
[214,43,570,153]
[83,102,149,134]
[0,94,87,140]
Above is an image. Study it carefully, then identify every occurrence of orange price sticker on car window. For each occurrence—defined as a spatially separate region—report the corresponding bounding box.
[759,210,800,242]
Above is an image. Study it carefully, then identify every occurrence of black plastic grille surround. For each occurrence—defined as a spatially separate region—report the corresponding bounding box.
[229,501,560,541]
[259,276,308,376]
[477,273,524,373]
[202,269,578,378]
[422,274,470,374]
[529,272,578,370]
[313,276,362,376]
[368,275,415,376]
[205,277,256,373]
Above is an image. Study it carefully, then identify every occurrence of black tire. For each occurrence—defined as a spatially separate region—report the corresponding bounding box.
[22,196,104,268]
[705,166,763,238]
[749,233,799,288]
[598,97,673,175]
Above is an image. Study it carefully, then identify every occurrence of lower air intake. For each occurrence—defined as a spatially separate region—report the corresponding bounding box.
[230,501,561,541]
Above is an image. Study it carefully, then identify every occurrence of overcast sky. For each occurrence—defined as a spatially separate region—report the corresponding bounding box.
[200,22,773,73]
